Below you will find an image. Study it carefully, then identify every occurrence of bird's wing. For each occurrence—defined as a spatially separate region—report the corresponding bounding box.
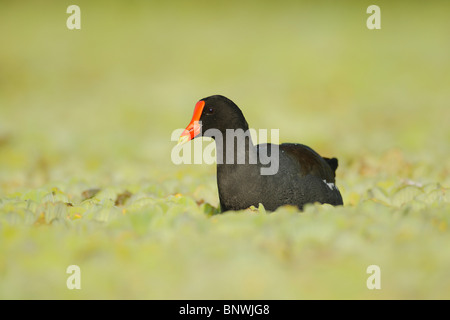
[279,143,338,183]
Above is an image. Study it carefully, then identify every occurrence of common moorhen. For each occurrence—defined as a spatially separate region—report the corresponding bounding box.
[178,95,343,212]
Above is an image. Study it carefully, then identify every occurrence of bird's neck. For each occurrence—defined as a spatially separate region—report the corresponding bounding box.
[215,129,256,166]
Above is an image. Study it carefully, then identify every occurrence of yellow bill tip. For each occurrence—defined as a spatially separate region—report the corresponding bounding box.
[177,135,190,146]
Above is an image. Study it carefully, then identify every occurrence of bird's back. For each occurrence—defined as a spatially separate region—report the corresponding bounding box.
[253,143,343,210]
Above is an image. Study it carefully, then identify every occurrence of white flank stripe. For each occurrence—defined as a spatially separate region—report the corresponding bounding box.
[323,180,336,190]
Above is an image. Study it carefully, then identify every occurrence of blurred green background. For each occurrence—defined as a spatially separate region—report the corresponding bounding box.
[1,0,450,299]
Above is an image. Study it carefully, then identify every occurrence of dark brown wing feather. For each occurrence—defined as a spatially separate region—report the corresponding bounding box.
[280,143,338,183]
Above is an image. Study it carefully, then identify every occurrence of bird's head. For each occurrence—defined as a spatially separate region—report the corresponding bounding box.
[178,95,249,145]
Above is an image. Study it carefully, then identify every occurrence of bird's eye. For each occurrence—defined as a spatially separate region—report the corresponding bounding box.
[205,107,214,115]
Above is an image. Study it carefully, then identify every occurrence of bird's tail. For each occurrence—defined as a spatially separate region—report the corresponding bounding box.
[323,157,339,176]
